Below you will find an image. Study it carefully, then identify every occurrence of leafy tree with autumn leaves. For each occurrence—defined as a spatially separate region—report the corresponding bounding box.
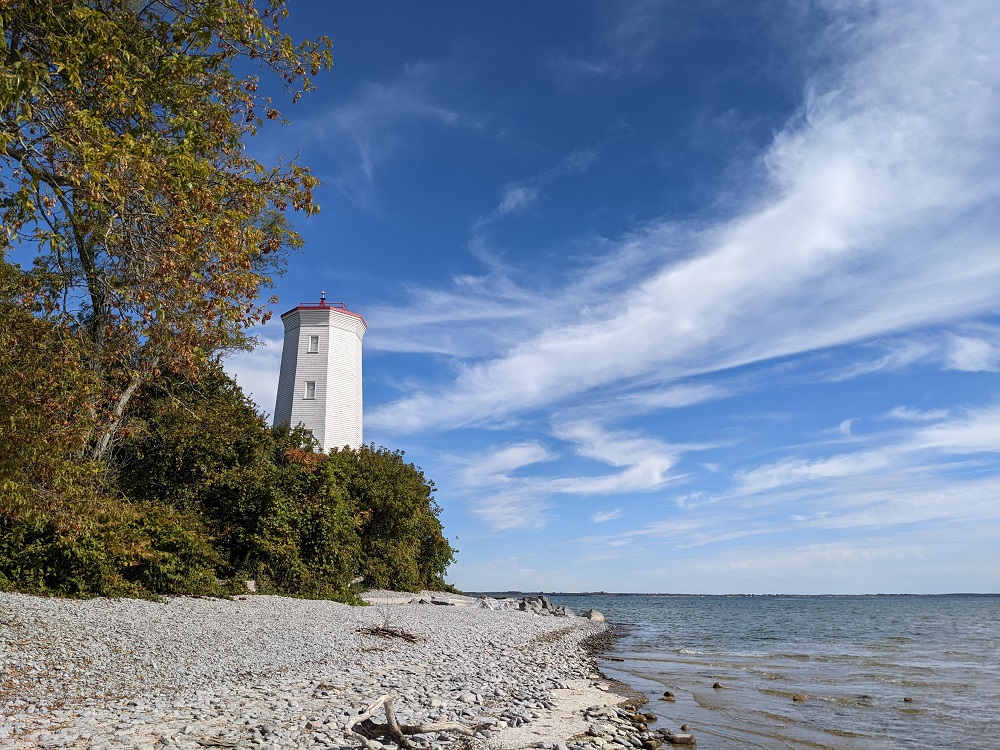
[1,0,331,459]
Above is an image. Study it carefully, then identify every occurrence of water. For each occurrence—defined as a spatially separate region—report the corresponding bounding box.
[547,594,1000,750]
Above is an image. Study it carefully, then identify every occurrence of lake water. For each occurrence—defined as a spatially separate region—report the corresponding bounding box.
[547,594,1000,750]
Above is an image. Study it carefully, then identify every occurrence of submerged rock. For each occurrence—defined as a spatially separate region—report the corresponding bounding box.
[664,731,696,745]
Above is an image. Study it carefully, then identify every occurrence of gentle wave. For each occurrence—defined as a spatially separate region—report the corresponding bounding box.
[678,647,768,658]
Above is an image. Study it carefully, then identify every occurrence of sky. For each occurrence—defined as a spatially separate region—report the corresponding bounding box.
[226,0,1000,594]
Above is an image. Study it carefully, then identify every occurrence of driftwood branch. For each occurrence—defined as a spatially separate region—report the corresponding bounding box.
[357,626,422,643]
[346,694,478,750]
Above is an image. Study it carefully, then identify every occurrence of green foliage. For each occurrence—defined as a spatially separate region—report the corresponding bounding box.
[0,260,101,512]
[328,445,456,592]
[0,355,456,600]
[0,498,221,599]
[0,3,456,601]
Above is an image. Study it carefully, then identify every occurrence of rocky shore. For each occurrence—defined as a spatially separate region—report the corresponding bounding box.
[0,591,687,750]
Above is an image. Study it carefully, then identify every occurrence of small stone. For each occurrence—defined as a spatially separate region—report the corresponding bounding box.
[792,694,807,702]
[680,724,690,732]
[712,682,723,689]
[665,733,695,746]
[903,697,914,703]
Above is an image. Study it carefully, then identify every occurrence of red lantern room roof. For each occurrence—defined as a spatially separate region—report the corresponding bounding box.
[280,294,367,328]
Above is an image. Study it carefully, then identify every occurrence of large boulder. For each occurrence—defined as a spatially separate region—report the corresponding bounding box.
[583,609,606,622]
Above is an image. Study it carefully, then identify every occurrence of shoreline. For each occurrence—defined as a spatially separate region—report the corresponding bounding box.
[0,591,658,750]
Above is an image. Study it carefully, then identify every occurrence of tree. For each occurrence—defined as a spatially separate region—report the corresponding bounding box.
[328,445,456,592]
[0,258,102,521]
[0,0,332,459]
[116,370,365,600]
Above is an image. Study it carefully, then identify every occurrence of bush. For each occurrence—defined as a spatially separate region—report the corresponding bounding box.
[328,445,456,592]
[0,499,220,599]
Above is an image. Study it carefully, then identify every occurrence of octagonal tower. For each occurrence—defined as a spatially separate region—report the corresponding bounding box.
[273,293,366,451]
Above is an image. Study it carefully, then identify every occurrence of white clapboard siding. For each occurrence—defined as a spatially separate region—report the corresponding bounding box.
[273,301,366,451]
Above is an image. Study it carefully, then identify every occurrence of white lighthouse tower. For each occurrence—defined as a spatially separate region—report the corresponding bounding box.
[273,293,367,451]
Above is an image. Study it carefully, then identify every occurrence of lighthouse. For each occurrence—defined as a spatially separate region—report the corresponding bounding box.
[273,292,366,451]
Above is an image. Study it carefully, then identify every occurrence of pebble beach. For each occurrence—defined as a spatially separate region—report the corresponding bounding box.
[0,591,670,750]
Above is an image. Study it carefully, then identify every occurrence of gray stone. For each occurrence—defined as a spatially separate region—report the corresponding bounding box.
[665,734,696,746]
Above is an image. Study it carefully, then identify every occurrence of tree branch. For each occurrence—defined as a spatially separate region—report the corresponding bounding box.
[345,694,478,750]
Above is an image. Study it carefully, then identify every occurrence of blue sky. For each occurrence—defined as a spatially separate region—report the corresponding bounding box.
[226,0,1000,594]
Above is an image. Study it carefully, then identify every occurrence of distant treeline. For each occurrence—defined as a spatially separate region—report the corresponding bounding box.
[1,265,456,602]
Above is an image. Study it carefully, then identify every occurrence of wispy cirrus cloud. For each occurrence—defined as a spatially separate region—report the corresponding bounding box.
[565,405,1000,590]
[450,419,703,530]
[474,146,602,228]
[362,221,671,359]
[369,0,1000,435]
[732,405,1000,498]
[825,325,1000,381]
[553,420,685,495]
[945,331,1000,372]
[460,441,554,487]
[591,508,623,523]
[299,62,479,206]
[551,0,669,81]
[885,406,950,423]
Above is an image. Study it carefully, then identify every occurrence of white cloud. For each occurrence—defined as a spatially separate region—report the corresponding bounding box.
[825,337,940,381]
[733,450,893,496]
[591,508,623,523]
[946,333,1000,372]
[477,146,602,226]
[447,420,704,531]
[469,491,550,532]
[911,405,1000,454]
[562,437,1000,591]
[886,406,950,422]
[370,0,1000,435]
[731,405,1000,499]
[300,62,478,206]
[496,185,541,217]
[460,442,554,487]
[223,326,285,418]
[553,421,683,495]
[551,0,669,81]
[362,223,670,362]
[828,325,1000,381]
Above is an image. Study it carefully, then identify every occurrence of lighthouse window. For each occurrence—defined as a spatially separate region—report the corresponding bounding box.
[304,381,316,400]
[307,335,319,353]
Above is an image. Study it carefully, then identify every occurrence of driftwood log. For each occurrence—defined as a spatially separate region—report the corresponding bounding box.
[346,694,480,750]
